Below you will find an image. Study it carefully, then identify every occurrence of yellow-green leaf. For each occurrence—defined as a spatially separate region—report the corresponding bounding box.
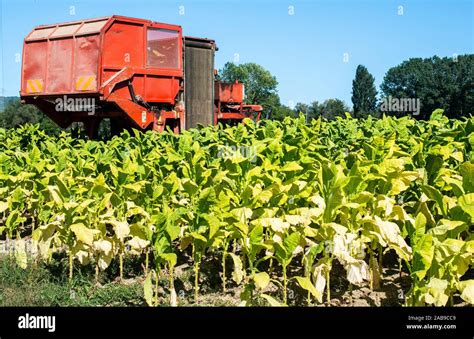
[144,271,154,306]
[261,293,285,306]
[229,253,244,284]
[70,223,96,246]
[254,272,270,290]
[457,280,474,305]
[458,193,474,218]
[15,239,28,269]
[295,276,321,301]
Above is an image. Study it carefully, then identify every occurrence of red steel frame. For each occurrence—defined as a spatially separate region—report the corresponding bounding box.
[214,81,262,125]
[20,15,261,137]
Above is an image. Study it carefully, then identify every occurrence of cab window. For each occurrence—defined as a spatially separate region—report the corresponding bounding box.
[147,28,179,69]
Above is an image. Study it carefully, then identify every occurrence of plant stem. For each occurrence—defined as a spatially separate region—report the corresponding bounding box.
[145,251,149,277]
[169,264,175,306]
[95,260,99,282]
[349,283,353,306]
[169,265,174,290]
[378,244,383,280]
[155,269,159,306]
[283,264,288,304]
[222,247,227,293]
[369,250,374,290]
[69,252,73,281]
[119,253,124,281]
[248,254,254,275]
[326,267,331,305]
[411,276,417,306]
[398,258,402,279]
[241,246,247,276]
[194,260,200,303]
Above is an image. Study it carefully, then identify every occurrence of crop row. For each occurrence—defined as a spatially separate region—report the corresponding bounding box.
[0,110,473,306]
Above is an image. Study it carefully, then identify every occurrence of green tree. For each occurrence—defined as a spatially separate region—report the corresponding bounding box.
[270,104,298,121]
[0,100,60,134]
[351,65,377,118]
[309,101,324,120]
[380,55,473,119]
[218,62,280,115]
[320,99,350,120]
[294,102,324,122]
[263,92,285,120]
[294,102,310,122]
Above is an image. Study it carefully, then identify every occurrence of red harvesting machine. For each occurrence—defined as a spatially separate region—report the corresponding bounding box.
[20,15,262,137]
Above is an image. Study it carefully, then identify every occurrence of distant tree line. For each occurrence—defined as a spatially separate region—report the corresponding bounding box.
[380,55,473,119]
[0,101,60,134]
[0,101,110,138]
[219,54,473,121]
[1,54,472,132]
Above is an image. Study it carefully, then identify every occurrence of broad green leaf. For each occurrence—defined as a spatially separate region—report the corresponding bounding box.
[260,217,289,232]
[374,217,412,261]
[281,162,303,172]
[428,220,466,238]
[229,253,244,284]
[284,232,301,256]
[249,224,263,245]
[160,252,177,268]
[295,276,321,301]
[457,280,474,305]
[459,162,474,193]
[412,234,434,280]
[424,278,449,306]
[166,223,181,241]
[128,236,150,250]
[144,272,154,306]
[15,238,28,269]
[70,223,96,246]
[261,294,285,306]
[47,185,63,206]
[458,193,474,218]
[108,220,130,240]
[254,272,270,290]
[422,185,447,216]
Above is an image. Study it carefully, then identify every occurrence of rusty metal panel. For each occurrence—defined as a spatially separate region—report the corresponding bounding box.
[102,21,144,69]
[49,24,81,38]
[76,20,107,35]
[27,27,55,40]
[46,39,73,93]
[22,41,47,94]
[22,17,109,97]
[184,37,215,129]
[215,82,244,103]
[74,35,100,91]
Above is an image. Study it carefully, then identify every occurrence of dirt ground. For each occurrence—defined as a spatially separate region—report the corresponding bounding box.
[1,238,470,307]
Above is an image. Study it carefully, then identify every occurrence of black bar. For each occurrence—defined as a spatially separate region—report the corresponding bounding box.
[0,307,472,338]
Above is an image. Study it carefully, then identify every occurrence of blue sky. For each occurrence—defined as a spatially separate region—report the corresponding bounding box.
[1,0,473,108]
